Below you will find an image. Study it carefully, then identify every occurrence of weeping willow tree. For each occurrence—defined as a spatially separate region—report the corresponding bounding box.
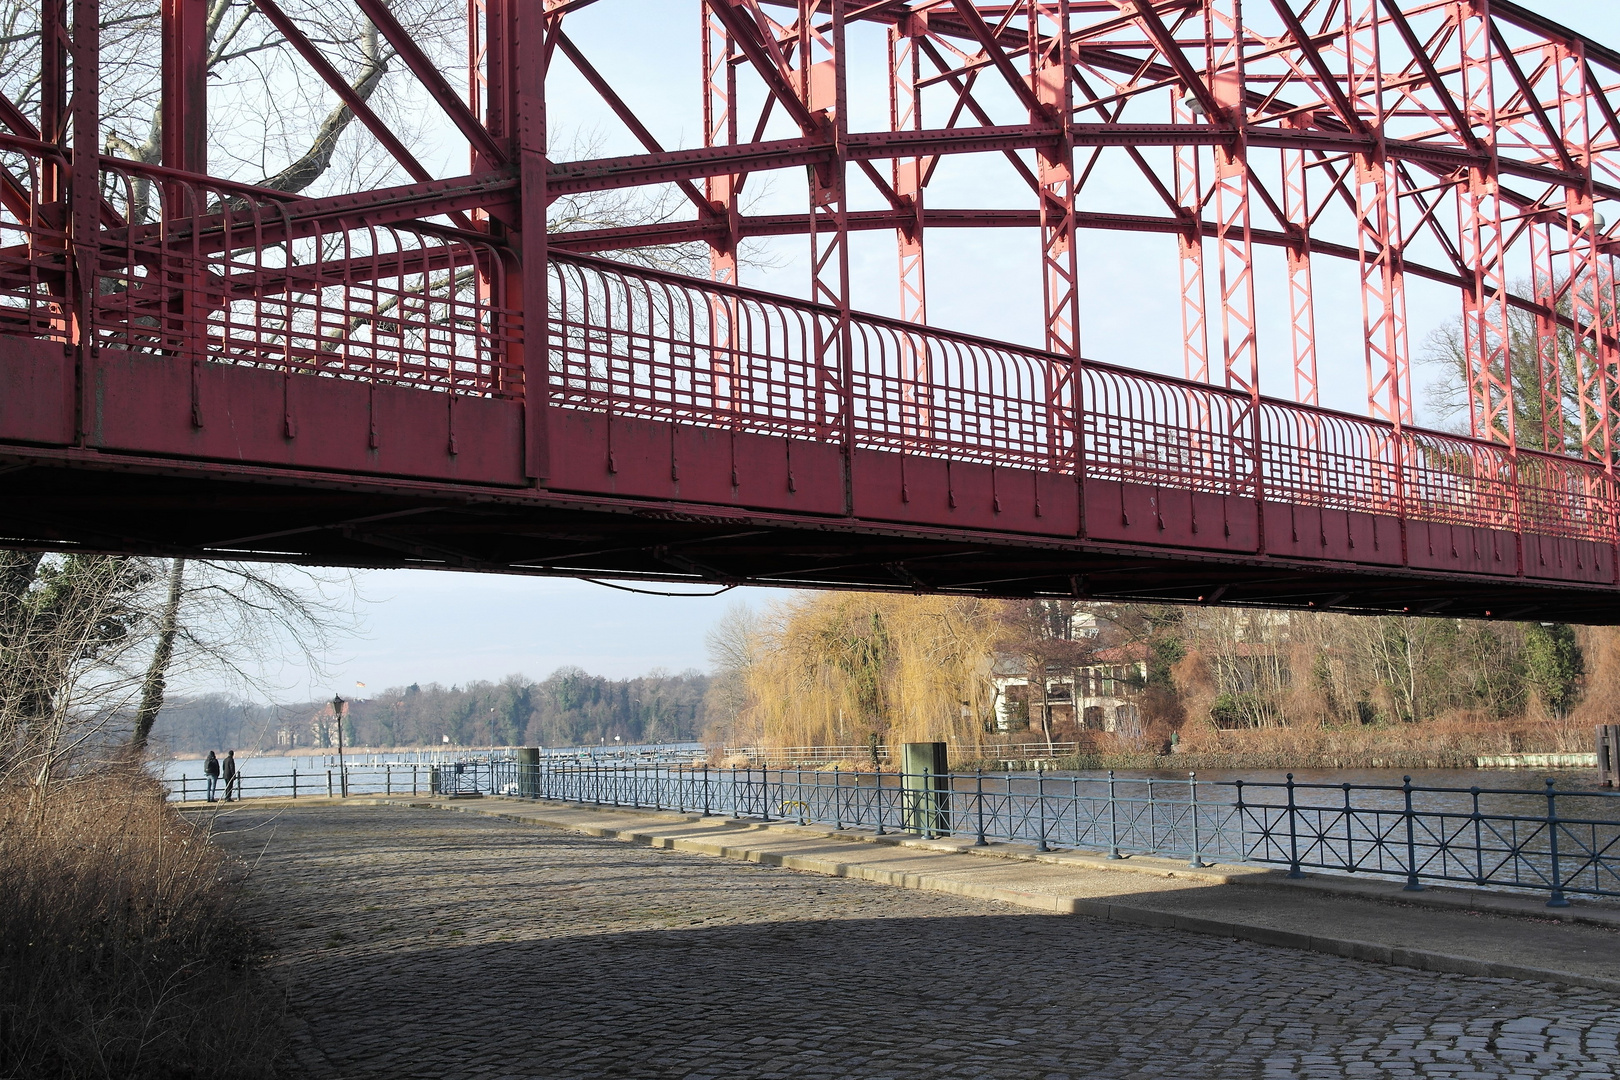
[725,593,1003,752]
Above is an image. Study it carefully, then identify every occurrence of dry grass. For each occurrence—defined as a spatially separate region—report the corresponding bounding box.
[0,769,284,1079]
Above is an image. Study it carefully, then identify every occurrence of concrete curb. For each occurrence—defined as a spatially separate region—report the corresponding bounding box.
[376,796,1620,996]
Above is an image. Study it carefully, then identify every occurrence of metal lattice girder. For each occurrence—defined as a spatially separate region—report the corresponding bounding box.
[14,0,1620,614]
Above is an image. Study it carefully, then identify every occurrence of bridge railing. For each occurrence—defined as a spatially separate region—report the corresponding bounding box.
[0,133,72,344]
[2,136,1614,549]
[544,253,1620,545]
[490,761,1620,903]
[57,152,523,399]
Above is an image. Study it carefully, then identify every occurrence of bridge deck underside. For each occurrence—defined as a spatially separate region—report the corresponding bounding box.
[1,450,1612,621]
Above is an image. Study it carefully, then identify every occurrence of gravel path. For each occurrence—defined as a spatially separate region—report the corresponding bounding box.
[210,804,1620,1080]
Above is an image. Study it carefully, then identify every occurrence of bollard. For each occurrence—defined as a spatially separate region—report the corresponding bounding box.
[900,742,950,837]
[1599,725,1620,788]
[516,748,540,798]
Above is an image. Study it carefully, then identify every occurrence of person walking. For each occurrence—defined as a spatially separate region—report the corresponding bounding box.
[204,751,220,802]
[222,750,237,802]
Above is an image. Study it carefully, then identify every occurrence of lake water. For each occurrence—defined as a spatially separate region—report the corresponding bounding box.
[161,743,705,801]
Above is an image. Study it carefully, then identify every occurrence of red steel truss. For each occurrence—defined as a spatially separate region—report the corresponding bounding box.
[6,0,1620,619]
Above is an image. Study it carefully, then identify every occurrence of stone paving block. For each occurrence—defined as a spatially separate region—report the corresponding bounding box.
[205,804,1620,1080]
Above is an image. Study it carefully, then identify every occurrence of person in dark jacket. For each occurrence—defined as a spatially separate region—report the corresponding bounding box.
[222,750,237,802]
[204,751,220,802]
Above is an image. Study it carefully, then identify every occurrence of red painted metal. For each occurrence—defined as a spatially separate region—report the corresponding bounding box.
[6,1,1620,616]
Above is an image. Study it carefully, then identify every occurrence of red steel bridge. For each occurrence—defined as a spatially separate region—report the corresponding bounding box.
[4,0,1620,619]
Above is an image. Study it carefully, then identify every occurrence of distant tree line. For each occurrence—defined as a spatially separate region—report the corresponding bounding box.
[708,593,1602,758]
[151,668,711,754]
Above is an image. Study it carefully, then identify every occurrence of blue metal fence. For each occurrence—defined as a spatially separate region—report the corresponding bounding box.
[480,761,1620,906]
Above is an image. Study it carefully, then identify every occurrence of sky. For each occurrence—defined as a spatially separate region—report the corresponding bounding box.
[194,1,1620,704]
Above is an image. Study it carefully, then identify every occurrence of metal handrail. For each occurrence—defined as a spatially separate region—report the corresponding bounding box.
[488,761,1620,906]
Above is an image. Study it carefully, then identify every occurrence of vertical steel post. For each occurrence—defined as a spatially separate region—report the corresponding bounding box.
[161,0,208,174]
[1281,132,1318,405]
[1346,0,1411,429]
[703,764,711,817]
[1402,775,1422,890]
[874,764,886,835]
[1456,3,1515,446]
[1188,771,1206,868]
[1471,786,1485,884]
[69,0,99,389]
[1546,778,1570,907]
[975,770,987,845]
[1530,220,1564,452]
[1031,0,1080,476]
[1107,769,1120,859]
[1036,769,1049,852]
[702,0,739,285]
[833,766,843,830]
[1174,92,1209,385]
[891,13,927,326]
[1286,773,1303,878]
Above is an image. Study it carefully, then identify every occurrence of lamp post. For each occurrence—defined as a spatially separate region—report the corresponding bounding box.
[332,694,347,797]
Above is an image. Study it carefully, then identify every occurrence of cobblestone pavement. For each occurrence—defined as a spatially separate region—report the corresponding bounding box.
[211,804,1620,1080]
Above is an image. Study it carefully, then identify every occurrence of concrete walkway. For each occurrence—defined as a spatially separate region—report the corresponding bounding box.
[350,794,1620,994]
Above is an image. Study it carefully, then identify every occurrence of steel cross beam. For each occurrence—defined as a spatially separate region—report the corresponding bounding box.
[8,0,1620,615]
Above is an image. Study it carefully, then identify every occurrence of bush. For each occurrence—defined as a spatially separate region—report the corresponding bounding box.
[0,770,284,1079]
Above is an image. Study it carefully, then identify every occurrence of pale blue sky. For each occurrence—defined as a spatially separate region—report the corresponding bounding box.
[217,1,1620,702]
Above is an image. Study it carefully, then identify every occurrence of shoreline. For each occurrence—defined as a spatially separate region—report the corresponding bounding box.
[954,750,1601,773]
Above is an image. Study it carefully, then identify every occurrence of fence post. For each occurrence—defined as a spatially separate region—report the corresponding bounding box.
[180,775,188,803]
[833,766,843,830]
[975,771,987,846]
[327,769,334,798]
[731,767,740,819]
[1188,771,1207,868]
[874,766,886,835]
[1234,779,1246,860]
[292,768,298,799]
[702,764,711,817]
[1107,770,1121,859]
[760,766,770,822]
[1546,778,1570,907]
[1401,775,1422,891]
[385,764,391,796]
[1036,769,1049,852]
[1286,773,1304,879]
